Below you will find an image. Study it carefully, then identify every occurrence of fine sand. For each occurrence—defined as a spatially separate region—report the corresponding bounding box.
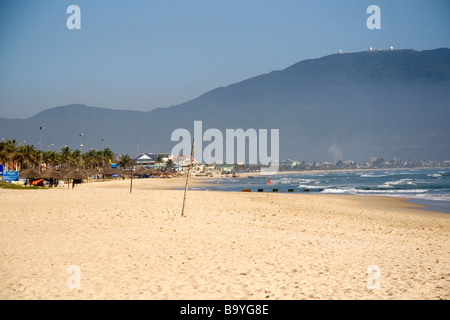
[0,177,448,300]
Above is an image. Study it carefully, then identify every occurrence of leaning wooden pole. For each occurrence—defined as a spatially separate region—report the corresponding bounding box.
[181,139,195,217]
[130,166,133,194]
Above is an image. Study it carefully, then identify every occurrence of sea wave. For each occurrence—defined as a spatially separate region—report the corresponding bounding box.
[409,193,450,202]
[321,188,357,194]
[360,174,390,178]
[356,189,429,194]
[298,184,331,189]
[279,178,314,184]
[320,188,429,195]
[378,179,416,188]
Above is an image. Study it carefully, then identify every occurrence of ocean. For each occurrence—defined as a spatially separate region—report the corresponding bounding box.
[193,168,450,214]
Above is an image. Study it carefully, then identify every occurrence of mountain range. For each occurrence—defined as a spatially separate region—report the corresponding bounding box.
[1,48,449,162]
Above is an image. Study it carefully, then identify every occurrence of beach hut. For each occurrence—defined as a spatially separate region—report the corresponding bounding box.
[101,166,118,177]
[59,169,72,179]
[19,168,41,180]
[66,170,87,189]
[41,169,62,179]
[68,170,87,180]
[81,169,97,182]
[41,169,63,187]
[134,166,149,177]
[58,169,73,188]
[19,169,41,186]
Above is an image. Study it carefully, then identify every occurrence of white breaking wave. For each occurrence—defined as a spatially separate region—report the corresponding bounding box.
[360,174,390,178]
[378,179,416,188]
[410,193,450,202]
[321,188,358,194]
[298,184,332,189]
[317,188,450,203]
[356,189,429,194]
[320,188,429,194]
[280,178,314,184]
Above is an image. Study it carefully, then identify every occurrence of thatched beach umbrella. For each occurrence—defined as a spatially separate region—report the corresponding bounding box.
[134,166,148,176]
[59,169,72,179]
[101,167,117,176]
[118,168,130,179]
[19,168,41,179]
[58,169,73,188]
[41,169,63,180]
[67,170,87,180]
[88,168,99,176]
[81,169,96,182]
[66,170,87,189]
[41,169,63,187]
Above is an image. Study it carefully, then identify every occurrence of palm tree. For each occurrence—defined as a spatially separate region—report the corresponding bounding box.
[155,154,164,168]
[16,144,39,170]
[102,148,115,166]
[0,141,10,169]
[165,158,175,171]
[71,149,82,169]
[117,154,135,170]
[0,139,18,170]
[60,146,72,170]
[117,154,135,181]
[85,149,101,169]
[44,150,61,169]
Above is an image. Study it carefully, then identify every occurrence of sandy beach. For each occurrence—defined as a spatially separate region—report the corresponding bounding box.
[0,177,448,300]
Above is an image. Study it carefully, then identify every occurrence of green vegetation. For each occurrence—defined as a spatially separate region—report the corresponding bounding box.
[117,154,135,169]
[0,180,44,190]
[0,139,116,171]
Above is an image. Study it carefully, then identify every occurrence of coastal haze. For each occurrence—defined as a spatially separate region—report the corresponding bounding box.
[1,48,449,162]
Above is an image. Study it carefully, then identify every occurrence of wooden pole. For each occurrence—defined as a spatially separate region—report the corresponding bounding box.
[181,139,195,217]
[130,166,133,194]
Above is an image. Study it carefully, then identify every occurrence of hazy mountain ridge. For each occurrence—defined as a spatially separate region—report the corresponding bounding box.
[1,48,449,162]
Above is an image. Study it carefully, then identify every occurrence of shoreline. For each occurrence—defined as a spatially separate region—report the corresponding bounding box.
[18,175,450,217]
[4,173,449,216]
[186,177,450,217]
[190,168,450,216]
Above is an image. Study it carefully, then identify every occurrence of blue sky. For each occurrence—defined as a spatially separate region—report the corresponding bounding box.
[1,0,449,118]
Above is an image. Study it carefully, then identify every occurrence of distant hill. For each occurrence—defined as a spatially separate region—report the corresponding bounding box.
[1,48,449,162]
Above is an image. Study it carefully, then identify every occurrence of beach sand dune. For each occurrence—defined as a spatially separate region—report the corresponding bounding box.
[0,178,448,299]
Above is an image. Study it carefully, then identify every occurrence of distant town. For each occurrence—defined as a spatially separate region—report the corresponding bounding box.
[277,158,450,172]
[1,139,449,181]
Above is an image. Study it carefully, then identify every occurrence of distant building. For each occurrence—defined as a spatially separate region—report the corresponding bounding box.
[134,153,171,167]
[172,155,198,167]
[215,163,234,174]
[281,159,298,167]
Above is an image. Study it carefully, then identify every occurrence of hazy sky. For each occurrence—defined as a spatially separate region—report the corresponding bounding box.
[1,0,449,119]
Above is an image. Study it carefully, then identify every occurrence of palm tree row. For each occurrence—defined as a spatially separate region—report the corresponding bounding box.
[0,139,116,171]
